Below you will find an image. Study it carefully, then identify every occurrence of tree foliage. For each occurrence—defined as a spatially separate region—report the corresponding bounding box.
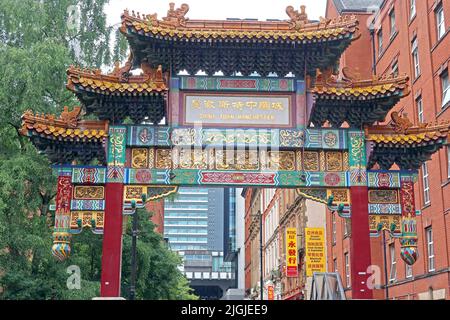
[0,0,195,300]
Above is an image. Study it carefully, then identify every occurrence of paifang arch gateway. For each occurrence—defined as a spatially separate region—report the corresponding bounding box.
[20,4,450,299]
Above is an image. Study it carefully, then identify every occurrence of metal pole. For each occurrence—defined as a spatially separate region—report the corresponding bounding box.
[260,211,263,301]
[130,208,138,300]
[382,230,389,300]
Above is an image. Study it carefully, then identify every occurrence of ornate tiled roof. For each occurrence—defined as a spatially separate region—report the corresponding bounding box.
[367,120,450,147]
[121,4,359,43]
[20,107,108,164]
[313,68,409,99]
[309,68,410,127]
[67,58,168,96]
[366,115,450,170]
[20,107,108,142]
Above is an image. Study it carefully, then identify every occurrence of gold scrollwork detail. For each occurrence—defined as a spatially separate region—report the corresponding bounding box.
[216,150,259,171]
[156,149,173,169]
[261,151,295,171]
[326,151,343,172]
[124,186,145,200]
[74,186,104,200]
[70,211,104,229]
[368,190,399,204]
[132,148,149,169]
[303,151,319,171]
[327,189,349,204]
[176,148,208,169]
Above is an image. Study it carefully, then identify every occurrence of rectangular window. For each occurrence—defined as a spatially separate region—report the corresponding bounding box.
[332,213,336,245]
[416,96,424,123]
[378,29,383,54]
[422,163,431,205]
[392,61,399,77]
[343,219,348,237]
[436,5,446,40]
[441,71,450,108]
[426,227,435,272]
[410,0,416,20]
[333,258,338,273]
[411,37,420,78]
[389,244,397,282]
[344,253,351,288]
[390,9,396,37]
[406,263,413,279]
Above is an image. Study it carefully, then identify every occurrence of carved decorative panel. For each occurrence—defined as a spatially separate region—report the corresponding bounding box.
[368,190,399,204]
[131,148,149,169]
[302,151,319,171]
[155,149,173,169]
[73,186,105,200]
[326,152,343,172]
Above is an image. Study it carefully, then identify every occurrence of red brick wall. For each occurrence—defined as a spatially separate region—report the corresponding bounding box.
[146,199,165,234]
[326,0,450,300]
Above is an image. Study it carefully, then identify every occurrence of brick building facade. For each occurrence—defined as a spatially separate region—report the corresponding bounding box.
[326,0,450,300]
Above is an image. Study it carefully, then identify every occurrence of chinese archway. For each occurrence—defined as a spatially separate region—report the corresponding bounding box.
[20,4,450,299]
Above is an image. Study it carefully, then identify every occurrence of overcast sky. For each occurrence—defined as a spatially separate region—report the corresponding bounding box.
[106,0,327,27]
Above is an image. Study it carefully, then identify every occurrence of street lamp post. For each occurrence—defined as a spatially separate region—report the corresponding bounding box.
[129,194,147,300]
[377,223,393,300]
[129,200,138,300]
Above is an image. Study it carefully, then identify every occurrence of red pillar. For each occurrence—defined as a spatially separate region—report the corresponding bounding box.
[349,186,373,299]
[100,182,124,297]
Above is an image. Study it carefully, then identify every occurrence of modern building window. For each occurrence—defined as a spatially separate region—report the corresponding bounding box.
[436,5,446,40]
[411,37,420,78]
[378,29,383,55]
[343,219,348,237]
[422,163,431,205]
[410,0,416,20]
[392,61,399,77]
[441,71,450,108]
[390,9,396,37]
[426,227,435,272]
[389,243,397,282]
[405,263,413,279]
[416,96,424,123]
[332,213,336,245]
[344,253,351,288]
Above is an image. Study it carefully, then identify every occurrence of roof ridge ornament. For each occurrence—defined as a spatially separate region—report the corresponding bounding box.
[390,112,414,134]
[109,52,133,82]
[286,5,309,30]
[162,2,189,27]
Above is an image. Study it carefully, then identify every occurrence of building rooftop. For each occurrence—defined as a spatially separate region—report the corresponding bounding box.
[333,0,384,13]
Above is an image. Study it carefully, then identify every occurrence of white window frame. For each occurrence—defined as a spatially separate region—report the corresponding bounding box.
[344,253,351,288]
[416,96,424,123]
[392,61,399,77]
[405,263,413,279]
[411,38,420,78]
[390,9,397,37]
[332,213,336,245]
[441,71,450,108]
[436,5,445,40]
[426,227,435,272]
[389,244,397,282]
[422,163,431,205]
[334,258,338,273]
[410,0,416,20]
[378,29,383,55]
